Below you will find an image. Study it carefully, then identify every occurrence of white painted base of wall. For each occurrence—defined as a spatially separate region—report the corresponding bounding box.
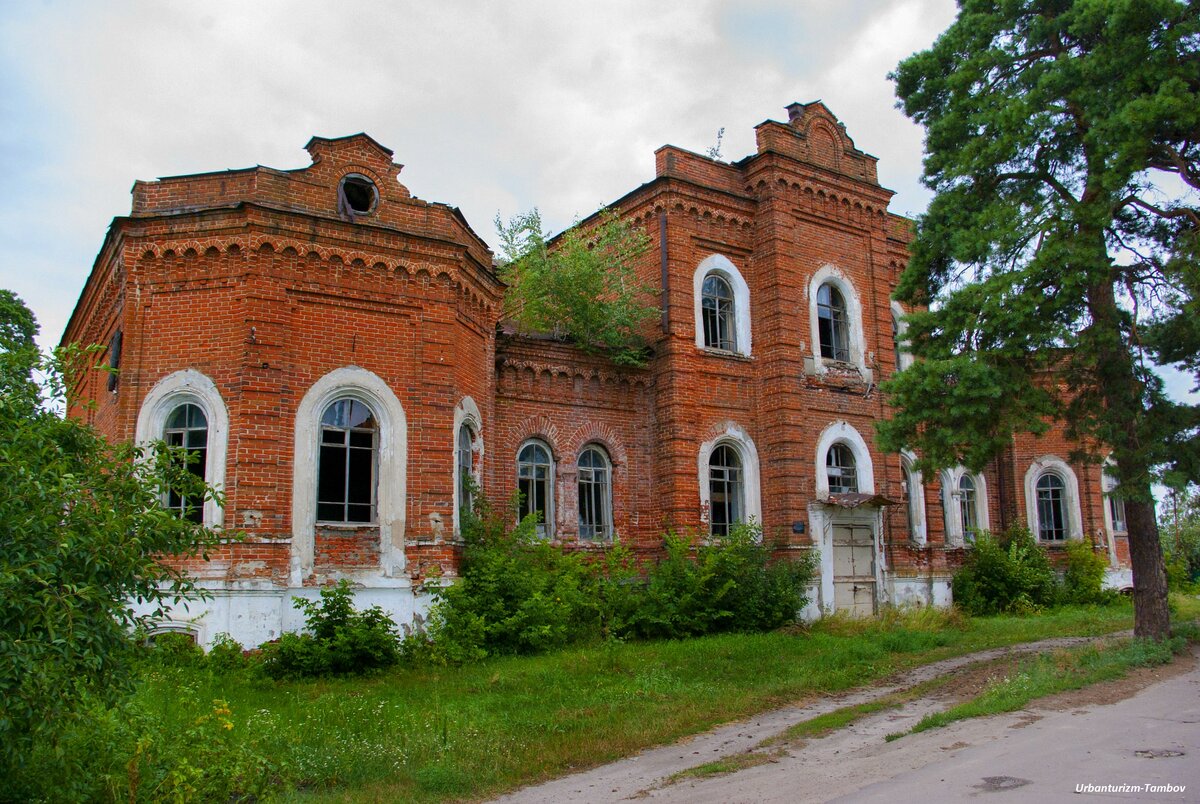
[886,576,954,609]
[1102,567,1134,592]
[133,583,431,648]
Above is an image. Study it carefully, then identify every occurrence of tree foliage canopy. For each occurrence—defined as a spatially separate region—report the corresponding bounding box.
[0,291,226,768]
[495,208,658,367]
[880,0,1200,494]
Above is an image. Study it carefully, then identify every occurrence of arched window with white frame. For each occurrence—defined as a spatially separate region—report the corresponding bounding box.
[807,266,867,374]
[1103,466,1127,535]
[900,453,926,544]
[1024,457,1082,543]
[941,467,990,546]
[452,396,483,536]
[136,369,229,528]
[692,255,752,356]
[518,440,554,538]
[891,301,913,372]
[814,421,875,500]
[698,423,762,537]
[577,445,612,541]
[291,366,408,584]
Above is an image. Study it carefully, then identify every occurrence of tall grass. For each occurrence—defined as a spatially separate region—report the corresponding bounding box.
[152,605,1134,801]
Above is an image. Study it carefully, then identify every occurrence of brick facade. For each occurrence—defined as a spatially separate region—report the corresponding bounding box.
[62,103,1131,645]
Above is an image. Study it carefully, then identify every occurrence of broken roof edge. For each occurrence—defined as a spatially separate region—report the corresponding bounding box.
[304,132,394,157]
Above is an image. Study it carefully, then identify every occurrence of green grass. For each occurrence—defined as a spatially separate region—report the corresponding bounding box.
[895,633,1189,739]
[118,603,1139,802]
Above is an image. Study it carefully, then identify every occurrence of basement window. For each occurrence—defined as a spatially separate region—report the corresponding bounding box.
[338,174,378,216]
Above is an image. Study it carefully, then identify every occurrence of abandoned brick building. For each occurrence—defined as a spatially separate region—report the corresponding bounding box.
[63,102,1133,646]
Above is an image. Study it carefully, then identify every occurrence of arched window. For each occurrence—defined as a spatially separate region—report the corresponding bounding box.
[817,283,851,362]
[457,423,475,517]
[708,444,744,537]
[1103,469,1127,534]
[577,445,612,540]
[1035,472,1067,541]
[826,443,859,494]
[136,369,229,528]
[701,273,737,351]
[317,398,378,523]
[903,464,921,537]
[959,474,978,540]
[518,440,554,538]
[164,402,208,523]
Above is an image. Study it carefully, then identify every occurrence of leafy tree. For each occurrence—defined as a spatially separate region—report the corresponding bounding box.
[495,208,658,366]
[0,291,226,771]
[881,0,1199,638]
[1160,485,1200,587]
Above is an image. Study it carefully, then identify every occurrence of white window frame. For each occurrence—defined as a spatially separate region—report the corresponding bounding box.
[1101,460,1127,536]
[517,438,555,538]
[697,422,762,535]
[451,396,483,536]
[292,366,407,584]
[1023,456,1083,542]
[900,451,927,545]
[135,369,229,528]
[891,301,913,372]
[814,421,875,500]
[692,254,752,356]
[807,265,867,374]
[940,466,991,546]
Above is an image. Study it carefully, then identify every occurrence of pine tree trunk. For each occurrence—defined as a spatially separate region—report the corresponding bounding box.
[1126,496,1171,639]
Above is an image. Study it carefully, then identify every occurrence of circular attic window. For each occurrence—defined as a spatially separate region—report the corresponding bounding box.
[338,174,378,216]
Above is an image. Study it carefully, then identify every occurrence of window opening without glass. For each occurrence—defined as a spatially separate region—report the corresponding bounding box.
[317,398,378,523]
[1036,472,1067,540]
[518,441,553,538]
[164,403,208,523]
[457,423,475,517]
[708,444,744,537]
[959,474,978,541]
[1105,471,1127,533]
[817,283,851,362]
[577,446,612,540]
[826,443,859,494]
[701,273,737,351]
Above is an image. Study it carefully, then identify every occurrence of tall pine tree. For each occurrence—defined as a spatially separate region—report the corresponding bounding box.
[880,0,1199,638]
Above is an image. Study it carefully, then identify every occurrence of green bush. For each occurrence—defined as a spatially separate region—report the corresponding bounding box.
[260,580,401,678]
[1060,539,1117,605]
[8,690,286,802]
[631,523,815,639]
[417,499,815,663]
[418,498,642,663]
[952,528,1057,615]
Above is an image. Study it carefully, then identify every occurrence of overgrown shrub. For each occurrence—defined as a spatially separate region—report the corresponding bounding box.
[260,580,401,678]
[1060,539,1117,605]
[952,528,1057,615]
[630,524,815,639]
[416,498,815,663]
[417,498,641,663]
[7,691,286,802]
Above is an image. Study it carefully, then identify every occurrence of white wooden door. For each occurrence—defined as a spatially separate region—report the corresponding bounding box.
[832,523,876,616]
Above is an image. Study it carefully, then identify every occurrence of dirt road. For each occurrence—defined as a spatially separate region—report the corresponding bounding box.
[492,636,1197,803]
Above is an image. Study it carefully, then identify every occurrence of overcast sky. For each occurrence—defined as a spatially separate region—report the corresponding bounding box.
[0,0,1193,401]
